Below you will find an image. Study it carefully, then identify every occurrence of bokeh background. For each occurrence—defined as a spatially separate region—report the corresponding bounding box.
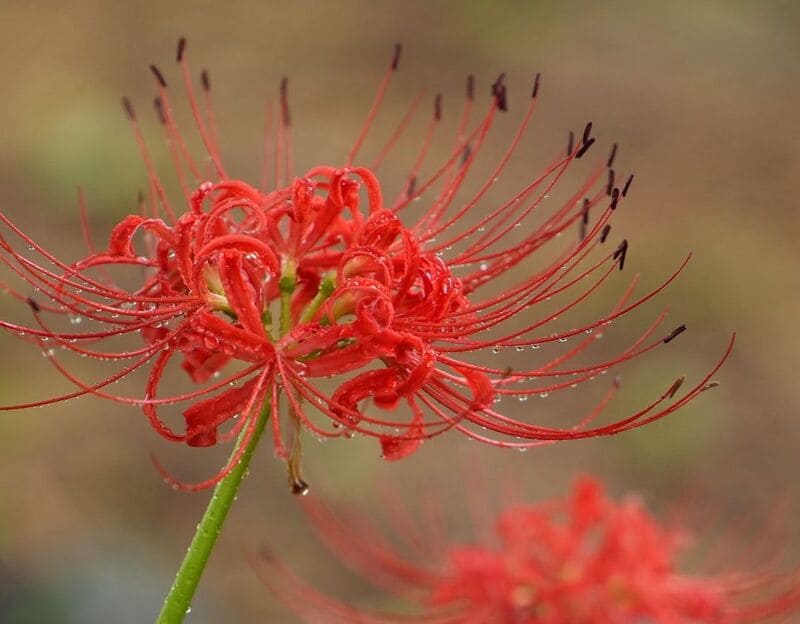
[0,1,798,622]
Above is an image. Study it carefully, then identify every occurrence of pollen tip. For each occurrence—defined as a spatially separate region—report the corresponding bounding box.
[460,143,472,166]
[491,73,506,95]
[391,43,402,70]
[466,74,475,100]
[532,72,541,98]
[607,142,618,168]
[610,187,620,210]
[575,137,595,159]
[666,375,686,398]
[701,380,720,392]
[622,173,634,197]
[434,93,442,121]
[149,64,167,88]
[257,546,276,562]
[612,238,628,270]
[600,223,612,243]
[606,169,616,196]
[567,131,575,156]
[26,296,41,313]
[176,37,187,62]
[581,198,590,224]
[200,69,211,91]
[406,175,417,198]
[291,478,310,496]
[279,77,291,126]
[493,83,508,111]
[153,97,166,124]
[663,324,687,344]
[582,121,593,144]
[121,97,136,120]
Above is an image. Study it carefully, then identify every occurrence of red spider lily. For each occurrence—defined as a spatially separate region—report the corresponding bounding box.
[0,39,731,492]
[257,478,800,623]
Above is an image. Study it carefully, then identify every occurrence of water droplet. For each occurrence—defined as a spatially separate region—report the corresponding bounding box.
[530,344,540,350]
[539,392,549,398]
[491,346,502,354]
[518,395,528,402]
[479,263,488,272]
[515,346,524,352]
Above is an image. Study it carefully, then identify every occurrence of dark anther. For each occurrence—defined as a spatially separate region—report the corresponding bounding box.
[391,43,402,70]
[612,239,628,270]
[200,69,211,91]
[280,77,291,126]
[434,94,442,121]
[26,297,41,313]
[701,381,720,392]
[663,324,687,344]
[575,137,595,159]
[607,142,618,168]
[582,121,593,144]
[491,73,506,96]
[622,174,634,197]
[600,224,611,243]
[579,220,588,241]
[176,37,187,62]
[461,143,472,166]
[502,365,513,379]
[153,97,166,124]
[567,131,575,156]
[582,198,590,224]
[467,74,475,101]
[666,375,686,398]
[609,187,620,210]
[494,84,508,111]
[407,175,417,198]
[291,478,310,496]
[121,97,136,120]
[531,72,541,98]
[149,64,167,88]
[606,169,615,196]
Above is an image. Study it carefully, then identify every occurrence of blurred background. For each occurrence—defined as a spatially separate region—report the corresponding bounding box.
[0,1,798,621]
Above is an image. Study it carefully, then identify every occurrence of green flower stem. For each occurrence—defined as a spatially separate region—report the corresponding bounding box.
[155,402,271,623]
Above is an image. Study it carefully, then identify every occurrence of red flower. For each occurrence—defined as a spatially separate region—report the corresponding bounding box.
[259,478,800,623]
[0,40,731,491]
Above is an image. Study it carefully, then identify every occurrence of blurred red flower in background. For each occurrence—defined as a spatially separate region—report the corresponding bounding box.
[259,478,800,623]
[0,40,731,492]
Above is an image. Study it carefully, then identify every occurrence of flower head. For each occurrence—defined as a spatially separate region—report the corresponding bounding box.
[0,40,731,491]
[260,478,800,623]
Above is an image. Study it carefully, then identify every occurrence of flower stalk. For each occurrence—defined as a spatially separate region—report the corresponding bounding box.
[155,401,270,623]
